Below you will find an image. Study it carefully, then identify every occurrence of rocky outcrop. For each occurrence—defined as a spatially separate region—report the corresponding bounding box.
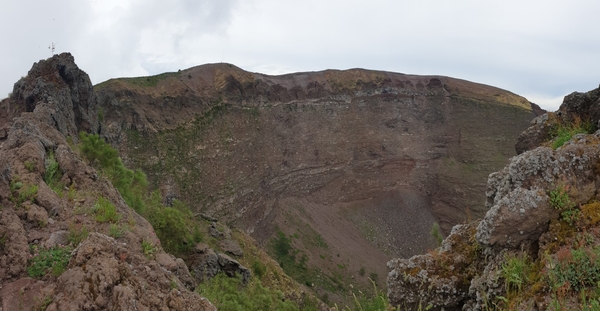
[10,53,99,138]
[387,223,483,310]
[0,54,214,310]
[188,242,251,284]
[388,85,600,309]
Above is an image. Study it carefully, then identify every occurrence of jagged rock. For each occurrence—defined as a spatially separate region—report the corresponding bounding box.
[156,252,179,270]
[219,238,243,257]
[188,244,251,284]
[11,53,99,137]
[0,54,216,310]
[209,222,231,239]
[387,223,483,311]
[559,86,600,124]
[515,86,600,155]
[217,252,251,284]
[26,203,49,227]
[194,242,211,253]
[155,253,196,290]
[43,230,69,248]
[478,139,600,248]
[388,84,600,309]
[36,182,61,213]
[0,210,29,280]
[199,213,218,222]
[189,247,220,282]
[514,113,554,154]
[0,278,54,311]
[49,233,215,310]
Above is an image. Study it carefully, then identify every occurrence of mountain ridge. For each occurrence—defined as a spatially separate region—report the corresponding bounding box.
[93,59,541,303]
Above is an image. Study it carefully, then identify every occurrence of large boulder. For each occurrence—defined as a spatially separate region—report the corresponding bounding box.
[478,138,599,249]
[387,223,483,311]
[188,243,251,285]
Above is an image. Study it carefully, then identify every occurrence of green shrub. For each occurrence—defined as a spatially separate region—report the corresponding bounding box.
[93,196,121,223]
[269,230,316,287]
[141,239,158,258]
[10,180,38,207]
[67,223,89,246]
[197,272,299,311]
[28,245,73,278]
[252,260,267,278]
[548,247,600,292]
[145,192,202,255]
[550,118,593,149]
[79,132,148,212]
[108,223,124,238]
[44,150,63,195]
[548,186,580,226]
[97,107,105,123]
[78,132,203,256]
[350,279,390,311]
[501,253,532,294]
[34,295,53,311]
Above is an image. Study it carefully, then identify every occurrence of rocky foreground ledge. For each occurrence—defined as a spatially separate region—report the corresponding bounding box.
[388,85,600,310]
[0,53,215,310]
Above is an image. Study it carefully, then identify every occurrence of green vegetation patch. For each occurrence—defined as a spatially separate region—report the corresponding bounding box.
[548,185,580,226]
[197,272,301,311]
[501,253,534,295]
[10,178,38,207]
[145,192,203,254]
[430,222,444,246]
[78,132,203,257]
[44,150,64,195]
[92,196,121,223]
[548,247,600,292]
[350,279,390,311]
[142,239,158,259]
[28,245,73,278]
[270,230,312,286]
[67,223,89,246]
[79,132,147,212]
[550,117,593,149]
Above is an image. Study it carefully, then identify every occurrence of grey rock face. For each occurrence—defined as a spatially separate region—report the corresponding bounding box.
[190,246,221,282]
[387,223,481,311]
[10,53,99,138]
[43,230,70,248]
[188,243,251,285]
[477,139,599,248]
[217,252,251,284]
[514,113,552,154]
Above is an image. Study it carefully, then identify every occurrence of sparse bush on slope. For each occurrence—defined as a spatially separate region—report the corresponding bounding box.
[78,132,201,256]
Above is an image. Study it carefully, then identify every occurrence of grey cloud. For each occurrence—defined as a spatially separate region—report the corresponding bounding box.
[1,0,598,111]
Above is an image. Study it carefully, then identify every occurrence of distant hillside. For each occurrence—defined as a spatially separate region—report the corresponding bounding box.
[94,62,540,303]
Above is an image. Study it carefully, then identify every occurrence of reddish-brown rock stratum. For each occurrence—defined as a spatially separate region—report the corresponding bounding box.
[95,62,541,297]
[0,53,215,310]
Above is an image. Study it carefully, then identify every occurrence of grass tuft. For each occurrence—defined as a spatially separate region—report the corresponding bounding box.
[92,196,121,223]
[28,245,73,278]
[550,117,593,149]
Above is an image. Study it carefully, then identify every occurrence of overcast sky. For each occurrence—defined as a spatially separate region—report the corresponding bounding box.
[1,0,599,111]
